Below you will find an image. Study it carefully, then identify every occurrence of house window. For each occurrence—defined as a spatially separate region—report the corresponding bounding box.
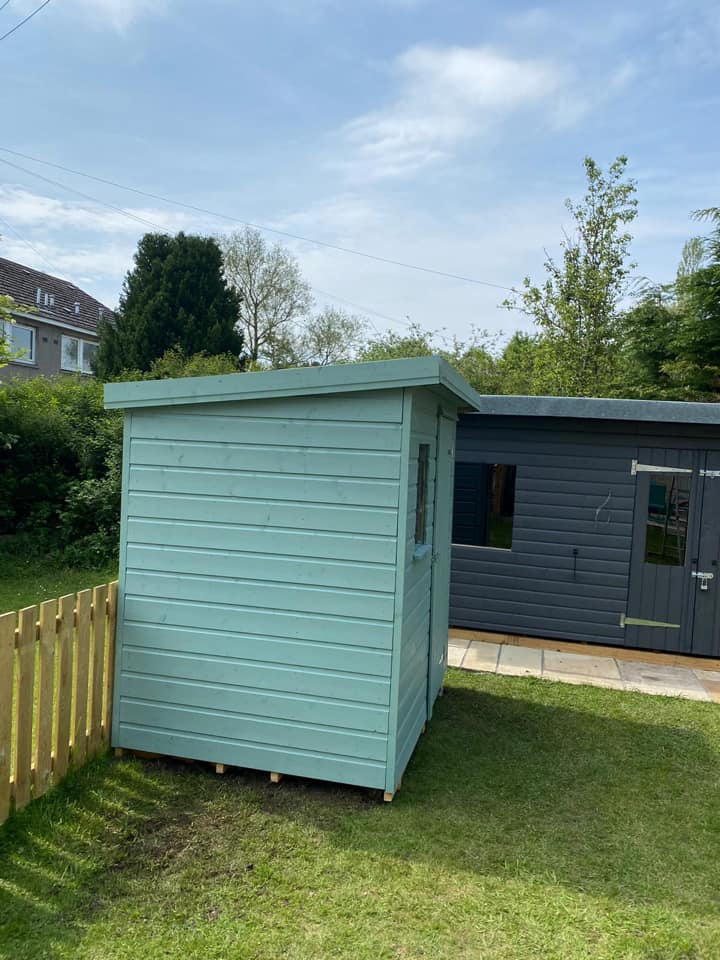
[2,321,35,364]
[415,444,430,544]
[452,463,517,549]
[61,335,97,374]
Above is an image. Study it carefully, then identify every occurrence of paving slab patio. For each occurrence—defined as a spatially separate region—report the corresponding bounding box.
[449,633,720,701]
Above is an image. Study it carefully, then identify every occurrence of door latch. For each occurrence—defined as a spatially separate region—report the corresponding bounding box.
[692,571,715,591]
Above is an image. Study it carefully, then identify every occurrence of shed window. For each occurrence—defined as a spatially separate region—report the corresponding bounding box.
[414,444,429,544]
[644,474,690,566]
[452,463,516,549]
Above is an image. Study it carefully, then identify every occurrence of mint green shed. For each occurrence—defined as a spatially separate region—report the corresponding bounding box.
[105,358,479,797]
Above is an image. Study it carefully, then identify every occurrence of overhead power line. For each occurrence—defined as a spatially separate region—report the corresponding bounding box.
[0,145,518,293]
[0,3,13,15]
[0,155,415,331]
[0,0,51,43]
[0,212,67,277]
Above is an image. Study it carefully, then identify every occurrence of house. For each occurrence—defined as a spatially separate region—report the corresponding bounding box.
[450,396,720,659]
[104,357,479,798]
[0,256,113,381]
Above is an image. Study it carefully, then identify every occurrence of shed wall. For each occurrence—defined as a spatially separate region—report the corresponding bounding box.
[450,415,720,646]
[114,390,404,789]
[451,416,636,645]
[393,390,438,786]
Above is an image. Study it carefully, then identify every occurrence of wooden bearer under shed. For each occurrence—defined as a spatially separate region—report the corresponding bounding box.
[105,358,481,797]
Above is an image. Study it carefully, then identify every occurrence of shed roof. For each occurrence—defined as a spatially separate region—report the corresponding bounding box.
[104,356,483,411]
[467,394,720,426]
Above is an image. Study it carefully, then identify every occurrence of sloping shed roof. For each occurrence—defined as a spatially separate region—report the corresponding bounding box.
[104,356,483,411]
[469,394,720,427]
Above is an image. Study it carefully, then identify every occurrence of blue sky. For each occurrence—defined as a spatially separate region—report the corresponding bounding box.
[0,0,717,342]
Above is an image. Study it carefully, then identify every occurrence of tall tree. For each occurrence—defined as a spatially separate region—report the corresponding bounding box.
[220,227,313,365]
[95,232,243,379]
[666,208,720,396]
[503,156,638,397]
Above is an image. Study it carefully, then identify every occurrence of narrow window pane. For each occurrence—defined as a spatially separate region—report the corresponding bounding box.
[644,474,690,566]
[415,444,429,544]
[61,336,79,371]
[81,341,97,373]
[452,463,516,549]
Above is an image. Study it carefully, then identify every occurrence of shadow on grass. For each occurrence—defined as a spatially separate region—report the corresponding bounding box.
[0,754,202,959]
[264,672,720,910]
[1,670,719,959]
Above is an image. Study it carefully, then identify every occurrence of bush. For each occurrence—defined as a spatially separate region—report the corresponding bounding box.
[0,375,122,562]
[0,350,245,565]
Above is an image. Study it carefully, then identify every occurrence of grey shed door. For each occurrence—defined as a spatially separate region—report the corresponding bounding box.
[626,447,720,656]
[690,451,720,657]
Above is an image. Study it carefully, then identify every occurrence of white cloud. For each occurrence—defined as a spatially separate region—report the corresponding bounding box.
[0,186,207,235]
[54,0,171,31]
[335,45,566,179]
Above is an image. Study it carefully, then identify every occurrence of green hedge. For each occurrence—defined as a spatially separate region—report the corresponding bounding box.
[0,375,122,564]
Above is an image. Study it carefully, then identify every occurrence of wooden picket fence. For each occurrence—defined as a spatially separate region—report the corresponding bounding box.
[0,581,118,825]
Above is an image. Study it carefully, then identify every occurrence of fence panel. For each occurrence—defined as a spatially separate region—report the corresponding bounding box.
[0,613,14,823]
[0,580,118,827]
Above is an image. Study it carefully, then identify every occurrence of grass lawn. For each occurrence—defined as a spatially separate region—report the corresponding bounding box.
[0,555,117,615]
[1,670,719,959]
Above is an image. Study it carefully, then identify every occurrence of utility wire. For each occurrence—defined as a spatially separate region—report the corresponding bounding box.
[0,212,67,277]
[0,0,51,43]
[0,158,415,331]
[0,154,418,330]
[0,145,518,293]
[0,3,13,15]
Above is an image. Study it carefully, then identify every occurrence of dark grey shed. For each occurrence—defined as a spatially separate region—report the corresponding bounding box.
[450,396,720,658]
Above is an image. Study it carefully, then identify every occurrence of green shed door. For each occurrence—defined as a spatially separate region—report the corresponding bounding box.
[428,413,456,714]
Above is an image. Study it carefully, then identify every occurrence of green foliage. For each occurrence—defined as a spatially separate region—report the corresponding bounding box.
[619,207,720,400]
[0,295,20,368]
[95,232,243,378]
[220,227,313,365]
[358,323,436,362]
[0,376,121,561]
[504,156,638,397]
[127,346,243,381]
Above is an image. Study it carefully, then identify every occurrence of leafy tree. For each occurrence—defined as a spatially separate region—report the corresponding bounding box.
[503,156,638,396]
[296,307,366,366]
[220,227,313,365]
[496,332,544,395]
[617,296,681,398]
[95,232,243,378]
[666,208,720,396]
[358,323,436,362]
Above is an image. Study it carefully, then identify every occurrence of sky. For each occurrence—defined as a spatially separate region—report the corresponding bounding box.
[0,0,718,344]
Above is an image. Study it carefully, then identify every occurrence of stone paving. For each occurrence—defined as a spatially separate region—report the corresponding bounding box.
[448,636,720,702]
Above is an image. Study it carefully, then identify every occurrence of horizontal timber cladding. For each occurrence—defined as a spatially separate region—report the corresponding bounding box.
[393,390,438,786]
[450,415,652,647]
[115,389,405,789]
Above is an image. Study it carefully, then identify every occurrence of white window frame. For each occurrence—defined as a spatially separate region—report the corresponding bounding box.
[2,320,36,364]
[61,335,97,374]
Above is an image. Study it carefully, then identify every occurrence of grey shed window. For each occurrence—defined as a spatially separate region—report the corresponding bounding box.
[452,463,516,549]
[644,473,691,566]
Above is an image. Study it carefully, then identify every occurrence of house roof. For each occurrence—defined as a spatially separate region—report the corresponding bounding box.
[104,356,483,411]
[0,256,114,335]
[466,394,720,426]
